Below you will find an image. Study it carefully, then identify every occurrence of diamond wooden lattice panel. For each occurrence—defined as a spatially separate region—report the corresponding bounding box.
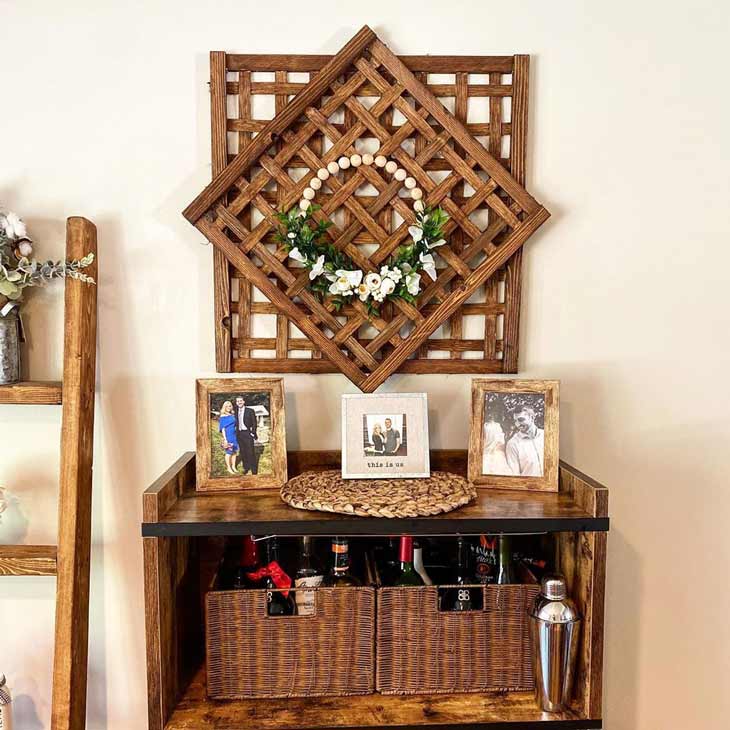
[209,50,532,375]
[185,26,549,392]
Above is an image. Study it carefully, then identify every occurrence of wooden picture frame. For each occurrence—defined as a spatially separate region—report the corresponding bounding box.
[196,378,287,491]
[468,379,559,492]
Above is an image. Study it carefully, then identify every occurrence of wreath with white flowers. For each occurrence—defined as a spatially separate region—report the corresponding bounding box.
[275,151,448,311]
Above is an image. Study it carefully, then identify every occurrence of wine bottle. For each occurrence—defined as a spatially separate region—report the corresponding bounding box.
[324,536,361,587]
[245,536,296,615]
[391,536,424,586]
[474,534,498,585]
[232,535,261,590]
[446,536,477,611]
[495,534,516,585]
[412,539,433,585]
[294,536,324,616]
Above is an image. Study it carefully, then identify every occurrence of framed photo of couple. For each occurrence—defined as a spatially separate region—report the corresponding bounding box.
[341,393,430,479]
[468,379,560,492]
[196,378,287,492]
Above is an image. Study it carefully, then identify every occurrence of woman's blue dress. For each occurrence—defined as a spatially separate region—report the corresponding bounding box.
[219,414,238,454]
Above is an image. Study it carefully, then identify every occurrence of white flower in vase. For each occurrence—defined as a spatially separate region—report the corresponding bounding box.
[309,255,326,280]
[405,271,421,296]
[419,252,437,281]
[365,272,382,291]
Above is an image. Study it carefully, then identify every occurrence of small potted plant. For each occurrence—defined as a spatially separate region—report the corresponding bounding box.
[0,210,95,384]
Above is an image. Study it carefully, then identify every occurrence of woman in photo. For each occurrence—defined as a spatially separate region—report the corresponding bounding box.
[218,400,239,474]
[482,420,513,476]
[371,423,385,454]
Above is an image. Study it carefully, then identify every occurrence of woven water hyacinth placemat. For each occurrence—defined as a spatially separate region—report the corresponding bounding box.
[280,470,476,518]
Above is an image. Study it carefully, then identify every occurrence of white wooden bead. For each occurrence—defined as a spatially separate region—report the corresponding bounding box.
[410,187,423,200]
[299,199,311,211]
[302,187,315,200]
[404,177,417,189]
[362,153,374,166]
[394,168,407,181]
[374,155,387,167]
[327,161,340,174]
[385,160,398,174]
[413,200,425,213]
[338,156,351,169]
[317,168,330,180]
[310,177,322,190]
[350,154,362,167]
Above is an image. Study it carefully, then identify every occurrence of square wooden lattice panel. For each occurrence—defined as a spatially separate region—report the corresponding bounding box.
[185,27,549,392]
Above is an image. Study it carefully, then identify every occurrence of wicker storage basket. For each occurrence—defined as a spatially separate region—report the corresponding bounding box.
[206,586,375,699]
[376,584,539,695]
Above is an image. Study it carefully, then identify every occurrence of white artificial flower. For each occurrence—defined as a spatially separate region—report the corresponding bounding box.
[1,212,27,241]
[309,255,325,280]
[408,224,423,243]
[379,277,396,297]
[357,283,370,301]
[427,238,446,249]
[379,265,402,283]
[288,247,306,263]
[365,272,382,291]
[287,232,296,239]
[17,240,33,257]
[419,252,437,281]
[335,269,363,289]
[329,275,354,296]
[372,289,385,303]
[405,271,421,296]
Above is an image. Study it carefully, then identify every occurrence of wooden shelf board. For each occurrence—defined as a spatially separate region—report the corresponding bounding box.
[142,452,609,537]
[0,381,62,405]
[165,667,599,730]
[0,545,58,576]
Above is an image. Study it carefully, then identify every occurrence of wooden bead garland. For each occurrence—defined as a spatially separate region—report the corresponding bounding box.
[301,149,424,214]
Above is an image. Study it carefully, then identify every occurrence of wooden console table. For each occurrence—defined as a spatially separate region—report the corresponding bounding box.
[142,450,608,730]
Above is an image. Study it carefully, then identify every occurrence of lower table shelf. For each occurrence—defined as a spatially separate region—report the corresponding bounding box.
[165,667,599,730]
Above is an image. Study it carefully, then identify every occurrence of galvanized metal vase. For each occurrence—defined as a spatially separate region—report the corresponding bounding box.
[0,307,21,384]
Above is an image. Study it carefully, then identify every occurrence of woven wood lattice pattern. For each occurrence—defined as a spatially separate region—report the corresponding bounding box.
[377,584,539,694]
[186,27,549,391]
[280,470,476,518]
[208,51,532,376]
[206,586,375,699]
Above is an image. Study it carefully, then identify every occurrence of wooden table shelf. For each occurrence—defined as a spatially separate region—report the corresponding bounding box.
[0,545,58,576]
[142,451,609,537]
[165,666,599,730]
[0,381,62,405]
[143,449,608,730]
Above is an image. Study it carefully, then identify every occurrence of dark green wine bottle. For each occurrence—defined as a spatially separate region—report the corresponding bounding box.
[495,534,516,585]
[391,536,424,586]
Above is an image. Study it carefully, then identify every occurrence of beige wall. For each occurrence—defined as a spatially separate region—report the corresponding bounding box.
[1,1,729,728]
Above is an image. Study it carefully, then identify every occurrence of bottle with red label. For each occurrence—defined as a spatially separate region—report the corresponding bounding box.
[474,534,498,585]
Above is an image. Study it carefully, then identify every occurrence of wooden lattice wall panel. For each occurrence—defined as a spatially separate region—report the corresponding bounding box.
[186,27,549,392]
[208,45,532,375]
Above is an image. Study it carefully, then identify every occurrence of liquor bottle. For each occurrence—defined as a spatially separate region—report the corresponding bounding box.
[412,539,433,585]
[445,536,477,611]
[246,536,295,615]
[324,536,361,587]
[474,534,498,585]
[495,534,516,585]
[378,537,399,586]
[294,536,324,616]
[232,535,261,590]
[391,536,424,586]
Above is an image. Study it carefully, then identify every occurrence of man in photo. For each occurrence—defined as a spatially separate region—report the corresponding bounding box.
[234,395,258,475]
[383,418,401,455]
[506,406,544,476]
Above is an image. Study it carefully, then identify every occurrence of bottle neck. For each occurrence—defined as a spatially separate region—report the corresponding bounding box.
[332,538,350,573]
[301,535,313,557]
[267,537,280,565]
[456,538,470,576]
[241,535,258,567]
[398,536,414,565]
[498,535,511,564]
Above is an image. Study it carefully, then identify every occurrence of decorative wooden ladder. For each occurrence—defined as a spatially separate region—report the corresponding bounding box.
[0,217,98,730]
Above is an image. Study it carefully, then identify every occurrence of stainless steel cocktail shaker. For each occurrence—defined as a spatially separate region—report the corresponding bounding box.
[529,574,581,713]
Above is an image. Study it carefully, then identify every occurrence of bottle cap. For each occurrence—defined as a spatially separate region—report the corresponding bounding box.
[541,574,567,600]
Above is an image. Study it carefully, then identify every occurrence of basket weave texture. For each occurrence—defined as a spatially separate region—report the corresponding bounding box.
[206,586,375,699]
[376,584,539,694]
[280,470,476,518]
